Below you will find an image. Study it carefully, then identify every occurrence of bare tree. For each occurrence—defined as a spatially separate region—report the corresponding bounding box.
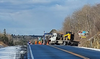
[62,4,100,47]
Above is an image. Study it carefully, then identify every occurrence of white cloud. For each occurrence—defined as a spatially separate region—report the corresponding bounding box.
[31,0,52,4]
[0,0,100,34]
[0,0,54,5]
[0,0,4,3]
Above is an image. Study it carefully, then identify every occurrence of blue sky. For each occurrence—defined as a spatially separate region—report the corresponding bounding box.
[0,0,100,35]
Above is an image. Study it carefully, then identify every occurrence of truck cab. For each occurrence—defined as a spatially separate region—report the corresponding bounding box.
[49,33,63,45]
[50,33,57,42]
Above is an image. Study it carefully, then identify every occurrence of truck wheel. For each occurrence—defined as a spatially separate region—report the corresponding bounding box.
[63,41,66,45]
[68,42,71,45]
[55,41,58,45]
[67,40,71,45]
[49,43,51,45]
[70,42,74,46]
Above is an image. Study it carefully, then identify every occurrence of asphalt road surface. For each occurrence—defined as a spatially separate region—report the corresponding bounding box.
[27,45,100,59]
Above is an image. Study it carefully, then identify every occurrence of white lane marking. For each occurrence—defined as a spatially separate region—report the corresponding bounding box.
[29,44,34,59]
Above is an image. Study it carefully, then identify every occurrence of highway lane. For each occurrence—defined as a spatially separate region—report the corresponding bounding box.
[28,45,100,59]
[54,45,100,59]
[29,45,83,59]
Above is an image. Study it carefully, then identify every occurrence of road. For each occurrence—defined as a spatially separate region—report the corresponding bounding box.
[27,45,100,59]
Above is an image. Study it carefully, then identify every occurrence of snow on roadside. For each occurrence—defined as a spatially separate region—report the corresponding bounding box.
[78,47,100,51]
[0,46,21,59]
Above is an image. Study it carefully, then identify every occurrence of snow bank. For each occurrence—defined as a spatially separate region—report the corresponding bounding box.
[0,46,21,59]
[78,47,100,51]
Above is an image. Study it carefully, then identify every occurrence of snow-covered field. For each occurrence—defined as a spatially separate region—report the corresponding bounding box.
[0,46,21,59]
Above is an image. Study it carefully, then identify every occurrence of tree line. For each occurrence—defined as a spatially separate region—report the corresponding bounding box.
[61,4,100,48]
[0,29,13,46]
[63,4,100,35]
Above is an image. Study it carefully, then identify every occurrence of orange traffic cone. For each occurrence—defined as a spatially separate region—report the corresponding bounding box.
[38,41,42,45]
[38,41,40,45]
[40,43,42,45]
[35,41,37,45]
[46,42,49,45]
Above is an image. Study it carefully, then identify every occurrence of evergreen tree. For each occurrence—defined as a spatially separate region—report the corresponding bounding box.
[3,29,8,44]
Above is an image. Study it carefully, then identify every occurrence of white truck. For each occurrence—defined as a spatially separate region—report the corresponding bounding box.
[49,33,63,45]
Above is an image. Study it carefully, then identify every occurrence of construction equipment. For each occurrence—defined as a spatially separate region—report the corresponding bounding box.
[47,32,73,45]
[48,32,73,45]
[42,31,79,46]
[63,32,73,45]
[63,31,79,46]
